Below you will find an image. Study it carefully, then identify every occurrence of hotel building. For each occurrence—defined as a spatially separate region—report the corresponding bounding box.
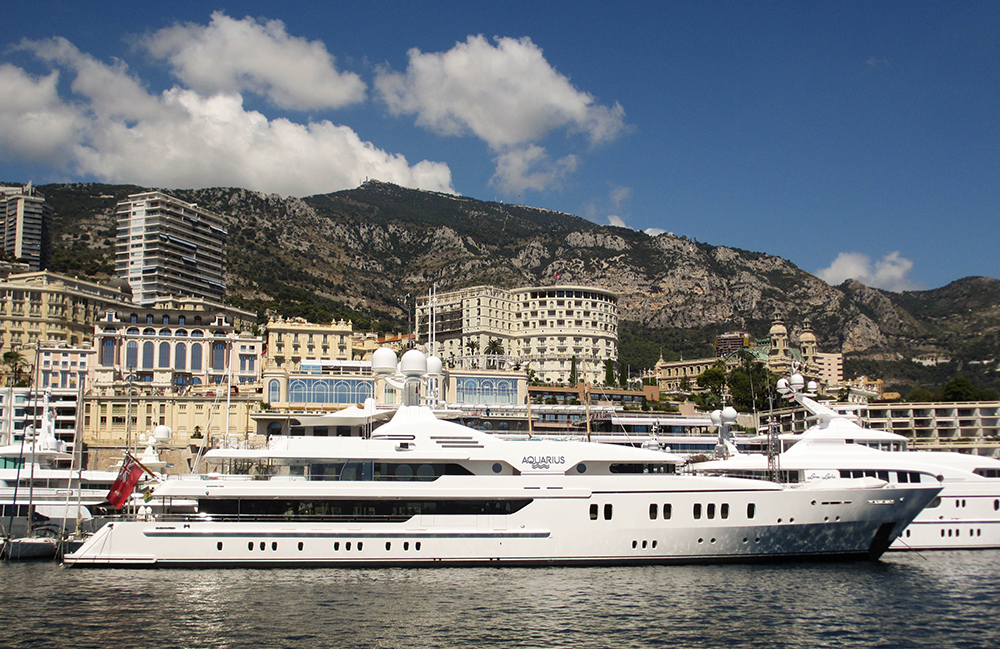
[415,284,619,385]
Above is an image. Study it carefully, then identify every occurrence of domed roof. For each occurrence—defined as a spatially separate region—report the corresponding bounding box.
[106,277,133,297]
[769,316,787,336]
[799,319,817,342]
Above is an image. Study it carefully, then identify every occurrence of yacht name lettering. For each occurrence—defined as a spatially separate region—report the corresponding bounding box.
[522,455,565,469]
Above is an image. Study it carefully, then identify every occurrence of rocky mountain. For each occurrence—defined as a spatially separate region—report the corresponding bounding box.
[36,181,1000,382]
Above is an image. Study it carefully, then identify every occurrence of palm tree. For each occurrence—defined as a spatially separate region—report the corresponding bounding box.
[3,350,27,387]
[484,338,504,369]
[465,339,480,354]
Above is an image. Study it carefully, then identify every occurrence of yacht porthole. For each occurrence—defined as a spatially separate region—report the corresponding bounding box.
[217,542,223,551]
[247,541,253,551]
[404,542,409,551]
[298,542,304,551]
[710,538,716,544]
[632,540,637,549]
[576,464,587,474]
[698,538,704,544]
[789,518,794,523]
[358,542,363,551]
[346,542,352,550]
[259,541,265,551]
[272,542,277,551]
[652,540,657,549]
[642,540,647,549]
[742,538,748,544]
[334,542,340,550]
[492,463,502,474]
[415,542,422,551]
[386,542,391,550]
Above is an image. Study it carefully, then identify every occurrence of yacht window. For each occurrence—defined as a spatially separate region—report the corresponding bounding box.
[747,503,756,519]
[590,504,598,520]
[663,504,672,520]
[974,468,1000,478]
[604,504,613,520]
[926,497,941,509]
[693,504,702,520]
[707,504,716,519]
[721,503,730,519]
[649,504,658,520]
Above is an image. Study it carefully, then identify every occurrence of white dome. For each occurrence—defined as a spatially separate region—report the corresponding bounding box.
[400,349,427,377]
[372,347,398,375]
[426,355,443,376]
[152,425,172,441]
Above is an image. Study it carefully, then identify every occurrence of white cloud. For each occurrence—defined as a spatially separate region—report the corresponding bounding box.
[376,35,625,148]
[608,214,626,228]
[1,36,453,197]
[376,34,625,193]
[141,11,366,111]
[816,251,919,292]
[490,145,576,194]
[0,63,84,165]
[644,227,667,236]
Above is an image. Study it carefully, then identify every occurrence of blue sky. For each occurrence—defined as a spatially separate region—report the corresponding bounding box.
[1,1,997,291]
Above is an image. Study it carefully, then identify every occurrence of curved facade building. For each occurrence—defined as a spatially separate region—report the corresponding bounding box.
[416,284,619,385]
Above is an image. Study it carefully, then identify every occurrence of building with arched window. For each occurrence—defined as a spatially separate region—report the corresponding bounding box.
[89,302,261,396]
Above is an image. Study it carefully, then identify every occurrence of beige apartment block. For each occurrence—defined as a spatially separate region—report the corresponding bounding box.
[0,271,133,353]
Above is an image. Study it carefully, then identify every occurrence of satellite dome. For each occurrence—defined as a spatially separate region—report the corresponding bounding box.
[372,348,398,376]
[400,349,427,377]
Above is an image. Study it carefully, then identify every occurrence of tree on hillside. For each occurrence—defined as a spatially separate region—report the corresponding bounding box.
[942,375,997,401]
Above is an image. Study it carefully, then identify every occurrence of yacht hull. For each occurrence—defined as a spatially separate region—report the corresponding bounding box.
[65,482,938,567]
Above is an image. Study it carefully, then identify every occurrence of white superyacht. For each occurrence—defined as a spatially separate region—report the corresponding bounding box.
[695,374,1000,551]
[64,350,940,567]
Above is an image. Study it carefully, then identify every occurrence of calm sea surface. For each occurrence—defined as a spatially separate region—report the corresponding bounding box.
[2,552,999,648]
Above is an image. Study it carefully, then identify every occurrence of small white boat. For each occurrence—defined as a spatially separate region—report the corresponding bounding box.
[2,536,58,561]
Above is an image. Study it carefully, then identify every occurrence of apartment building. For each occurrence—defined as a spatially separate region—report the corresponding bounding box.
[0,271,133,353]
[1,183,51,272]
[115,191,227,305]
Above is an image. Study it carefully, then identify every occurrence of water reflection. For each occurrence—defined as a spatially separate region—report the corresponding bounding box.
[2,553,999,648]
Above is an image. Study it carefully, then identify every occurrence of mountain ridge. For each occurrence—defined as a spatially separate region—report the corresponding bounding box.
[33,181,1000,389]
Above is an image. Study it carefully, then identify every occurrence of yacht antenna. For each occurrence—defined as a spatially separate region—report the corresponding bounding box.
[766,391,781,483]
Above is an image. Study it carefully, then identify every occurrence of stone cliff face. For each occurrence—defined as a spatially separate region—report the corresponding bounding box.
[42,181,999,360]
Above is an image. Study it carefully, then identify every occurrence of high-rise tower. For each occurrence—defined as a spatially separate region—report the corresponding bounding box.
[115,192,227,305]
[1,182,52,272]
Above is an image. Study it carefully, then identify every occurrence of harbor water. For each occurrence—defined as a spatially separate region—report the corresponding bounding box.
[3,551,999,648]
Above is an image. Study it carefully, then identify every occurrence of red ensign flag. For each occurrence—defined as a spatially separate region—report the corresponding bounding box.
[106,454,146,510]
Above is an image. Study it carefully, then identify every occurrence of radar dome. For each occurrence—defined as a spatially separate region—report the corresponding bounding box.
[400,349,427,377]
[426,355,443,376]
[152,424,172,441]
[372,348,398,376]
